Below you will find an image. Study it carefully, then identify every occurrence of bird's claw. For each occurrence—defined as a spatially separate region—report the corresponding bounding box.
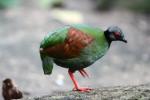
[79,69,89,78]
[73,87,93,92]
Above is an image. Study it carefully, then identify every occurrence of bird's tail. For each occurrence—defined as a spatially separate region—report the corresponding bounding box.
[40,50,53,75]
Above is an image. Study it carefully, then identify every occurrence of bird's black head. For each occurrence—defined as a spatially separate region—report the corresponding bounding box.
[104,26,127,44]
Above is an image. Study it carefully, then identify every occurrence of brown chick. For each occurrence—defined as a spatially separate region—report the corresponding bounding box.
[2,78,23,100]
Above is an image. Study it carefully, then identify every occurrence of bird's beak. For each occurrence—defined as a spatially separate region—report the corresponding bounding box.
[121,38,127,43]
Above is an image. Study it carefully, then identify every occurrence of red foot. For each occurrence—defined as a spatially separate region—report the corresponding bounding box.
[68,69,92,92]
[73,87,92,92]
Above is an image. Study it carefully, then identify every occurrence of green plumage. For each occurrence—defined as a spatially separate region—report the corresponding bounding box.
[40,54,53,74]
[40,26,68,48]
[40,24,109,74]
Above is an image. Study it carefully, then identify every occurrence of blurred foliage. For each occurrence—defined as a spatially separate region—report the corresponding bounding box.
[39,0,64,8]
[51,9,84,24]
[94,0,150,14]
[127,0,150,14]
[0,0,19,9]
[94,0,118,11]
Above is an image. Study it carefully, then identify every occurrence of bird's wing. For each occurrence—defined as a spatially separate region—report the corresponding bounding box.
[40,25,95,59]
[40,26,93,75]
[71,24,104,41]
[71,24,108,49]
[40,26,69,49]
[40,26,68,75]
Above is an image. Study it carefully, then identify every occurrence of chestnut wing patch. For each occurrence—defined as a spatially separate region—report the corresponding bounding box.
[42,27,94,59]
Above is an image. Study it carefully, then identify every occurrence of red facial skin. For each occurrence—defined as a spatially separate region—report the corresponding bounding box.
[114,32,121,39]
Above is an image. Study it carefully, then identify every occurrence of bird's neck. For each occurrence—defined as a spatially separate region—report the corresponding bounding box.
[104,30,112,46]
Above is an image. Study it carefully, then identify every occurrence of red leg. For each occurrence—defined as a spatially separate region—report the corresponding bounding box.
[68,69,92,92]
[68,69,78,89]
